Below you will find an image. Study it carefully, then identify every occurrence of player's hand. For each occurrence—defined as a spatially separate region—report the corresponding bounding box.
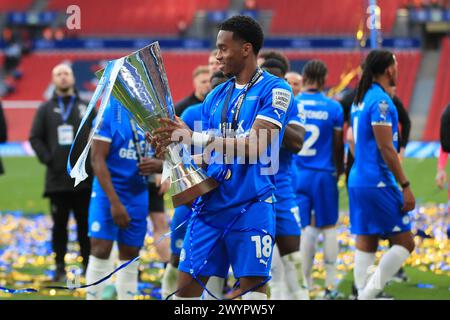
[111,201,130,228]
[402,187,415,212]
[138,158,163,175]
[152,117,192,158]
[158,179,170,195]
[435,169,447,189]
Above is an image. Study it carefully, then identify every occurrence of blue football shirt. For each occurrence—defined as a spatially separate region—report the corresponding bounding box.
[294,91,344,173]
[348,83,398,188]
[275,97,306,202]
[92,97,148,209]
[198,70,295,211]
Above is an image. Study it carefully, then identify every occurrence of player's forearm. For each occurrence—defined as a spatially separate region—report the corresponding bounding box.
[379,145,408,184]
[333,143,344,175]
[207,131,274,161]
[282,124,304,154]
[92,158,121,205]
[438,147,448,170]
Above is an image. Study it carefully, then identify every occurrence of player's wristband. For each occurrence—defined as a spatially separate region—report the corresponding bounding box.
[192,131,211,147]
[400,181,410,190]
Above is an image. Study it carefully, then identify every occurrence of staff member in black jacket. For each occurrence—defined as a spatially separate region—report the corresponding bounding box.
[0,101,7,175]
[29,64,94,282]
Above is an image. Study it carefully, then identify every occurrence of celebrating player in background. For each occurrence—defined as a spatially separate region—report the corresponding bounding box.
[348,50,415,300]
[268,58,310,300]
[294,60,344,299]
[29,64,94,282]
[152,15,294,300]
[86,97,157,300]
[260,57,309,300]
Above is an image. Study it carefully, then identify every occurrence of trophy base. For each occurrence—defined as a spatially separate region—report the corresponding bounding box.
[172,178,218,208]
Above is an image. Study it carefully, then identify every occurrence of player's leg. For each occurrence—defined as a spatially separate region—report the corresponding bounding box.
[321,225,339,293]
[115,243,141,300]
[203,276,226,300]
[226,199,276,300]
[148,182,170,263]
[349,187,379,297]
[297,193,317,290]
[86,237,114,300]
[354,234,378,298]
[316,172,340,294]
[161,205,190,299]
[352,186,414,299]
[85,198,116,300]
[276,234,309,300]
[359,231,414,300]
[176,212,227,299]
[268,244,287,299]
[116,211,148,300]
[49,192,71,281]
[174,271,210,299]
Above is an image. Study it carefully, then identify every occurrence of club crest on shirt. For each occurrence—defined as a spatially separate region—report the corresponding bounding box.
[272,88,291,112]
[378,100,389,118]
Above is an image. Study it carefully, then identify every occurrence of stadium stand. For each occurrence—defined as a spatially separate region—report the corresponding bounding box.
[255,0,408,35]
[46,0,229,36]
[2,49,421,142]
[423,37,450,141]
[0,0,33,11]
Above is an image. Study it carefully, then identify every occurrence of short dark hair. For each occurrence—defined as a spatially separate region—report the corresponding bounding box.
[219,15,264,55]
[302,60,328,89]
[258,50,290,73]
[261,58,285,78]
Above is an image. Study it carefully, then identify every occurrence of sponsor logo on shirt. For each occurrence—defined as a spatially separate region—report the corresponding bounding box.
[272,88,291,112]
[119,139,145,160]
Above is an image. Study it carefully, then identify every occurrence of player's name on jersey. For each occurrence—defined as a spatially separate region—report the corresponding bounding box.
[303,110,329,120]
[118,140,145,160]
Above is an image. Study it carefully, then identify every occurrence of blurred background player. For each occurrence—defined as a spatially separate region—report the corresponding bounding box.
[437,102,450,242]
[294,60,344,299]
[208,49,221,75]
[348,49,415,300]
[29,64,94,282]
[174,65,211,116]
[285,72,303,97]
[257,50,290,75]
[260,57,309,300]
[86,96,157,300]
[437,103,450,192]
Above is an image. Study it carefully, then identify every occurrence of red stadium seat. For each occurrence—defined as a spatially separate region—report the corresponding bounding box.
[0,0,32,11]
[46,0,229,36]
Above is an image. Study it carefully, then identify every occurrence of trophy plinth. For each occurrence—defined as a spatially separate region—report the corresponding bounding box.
[172,178,218,208]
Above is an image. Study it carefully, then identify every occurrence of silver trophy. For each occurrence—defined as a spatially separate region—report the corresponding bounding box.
[96,42,217,207]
